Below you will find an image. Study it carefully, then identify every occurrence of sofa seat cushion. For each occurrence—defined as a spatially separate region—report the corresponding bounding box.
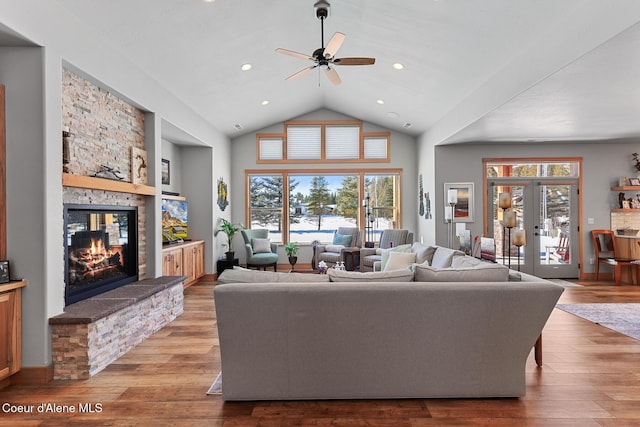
[325,245,345,253]
[328,269,414,282]
[414,263,509,282]
[218,267,330,284]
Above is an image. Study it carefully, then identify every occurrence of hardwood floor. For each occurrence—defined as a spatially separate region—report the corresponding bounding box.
[2,278,640,426]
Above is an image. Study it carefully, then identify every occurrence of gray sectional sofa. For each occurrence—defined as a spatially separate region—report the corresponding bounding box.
[214,244,564,401]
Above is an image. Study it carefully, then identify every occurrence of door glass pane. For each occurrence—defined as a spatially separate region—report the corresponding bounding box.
[248,174,284,243]
[490,184,525,267]
[540,185,571,265]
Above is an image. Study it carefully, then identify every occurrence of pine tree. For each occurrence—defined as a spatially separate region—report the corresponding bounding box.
[308,176,331,230]
[336,176,358,219]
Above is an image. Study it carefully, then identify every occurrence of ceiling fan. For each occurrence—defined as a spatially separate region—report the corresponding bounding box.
[275,0,375,86]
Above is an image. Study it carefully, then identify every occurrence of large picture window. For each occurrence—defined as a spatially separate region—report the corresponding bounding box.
[246,169,402,245]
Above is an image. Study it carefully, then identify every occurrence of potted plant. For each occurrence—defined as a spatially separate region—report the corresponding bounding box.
[217,219,242,260]
[284,242,300,271]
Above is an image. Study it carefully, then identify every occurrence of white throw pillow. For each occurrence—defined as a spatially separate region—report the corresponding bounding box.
[383,251,416,271]
[251,238,272,253]
[430,247,465,268]
[380,244,413,270]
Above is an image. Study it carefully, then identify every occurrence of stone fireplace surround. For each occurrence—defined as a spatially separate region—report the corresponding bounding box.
[51,69,182,380]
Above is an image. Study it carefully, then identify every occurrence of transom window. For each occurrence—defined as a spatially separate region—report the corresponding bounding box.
[256,120,390,163]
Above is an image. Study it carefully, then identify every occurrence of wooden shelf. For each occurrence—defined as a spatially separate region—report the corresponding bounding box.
[62,173,155,196]
[611,186,640,191]
[611,208,640,213]
[162,194,186,201]
[0,279,25,294]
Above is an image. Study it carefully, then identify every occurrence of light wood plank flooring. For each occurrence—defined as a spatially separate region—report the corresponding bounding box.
[1,278,640,426]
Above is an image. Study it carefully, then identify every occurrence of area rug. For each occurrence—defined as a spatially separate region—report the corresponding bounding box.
[207,372,222,395]
[556,303,640,340]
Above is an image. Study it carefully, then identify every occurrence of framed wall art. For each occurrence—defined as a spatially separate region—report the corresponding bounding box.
[161,159,170,185]
[443,182,474,223]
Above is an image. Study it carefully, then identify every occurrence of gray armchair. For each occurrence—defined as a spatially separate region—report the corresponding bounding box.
[360,229,414,272]
[242,229,278,271]
[314,227,362,269]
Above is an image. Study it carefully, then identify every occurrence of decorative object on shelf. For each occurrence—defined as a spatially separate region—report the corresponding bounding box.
[216,218,243,261]
[630,177,640,186]
[513,229,526,272]
[619,192,627,208]
[0,260,9,283]
[503,211,517,269]
[284,241,300,272]
[62,126,72,173]
[92,164,124,181]
[363,191,375,248]
[131,147,148,185]
[217,177,229,211]
[161,158,170,185]
[620,176,628,186]
[443,182,474,222]
[498,191,512,264]
[633,153,640,171]
[616,228,639,236]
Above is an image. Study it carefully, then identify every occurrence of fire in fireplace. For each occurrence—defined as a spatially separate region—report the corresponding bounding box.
[64,204,138,305]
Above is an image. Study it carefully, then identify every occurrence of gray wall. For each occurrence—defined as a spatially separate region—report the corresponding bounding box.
[432,141,638,274]
[230,108,418,266]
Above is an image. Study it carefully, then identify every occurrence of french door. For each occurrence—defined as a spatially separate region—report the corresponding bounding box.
[487,178,579,278]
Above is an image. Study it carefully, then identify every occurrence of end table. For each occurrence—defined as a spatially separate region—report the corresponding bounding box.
[217,258,239,275]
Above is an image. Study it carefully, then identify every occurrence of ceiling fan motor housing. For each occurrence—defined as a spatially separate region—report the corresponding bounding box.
[315,0,330,19]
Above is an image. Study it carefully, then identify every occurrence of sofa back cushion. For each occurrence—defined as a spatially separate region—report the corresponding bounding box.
[414,263,509,282]
[218,267,330,284]
[328,269,414,282]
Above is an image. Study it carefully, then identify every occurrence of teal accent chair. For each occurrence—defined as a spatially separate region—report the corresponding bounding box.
[242,229,278,271]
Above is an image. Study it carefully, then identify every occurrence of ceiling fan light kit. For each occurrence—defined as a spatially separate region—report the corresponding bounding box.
[276,0,375,86]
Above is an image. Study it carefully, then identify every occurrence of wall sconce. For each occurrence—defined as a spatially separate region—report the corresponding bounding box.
[512,228,526,272]
[62,125,72,173]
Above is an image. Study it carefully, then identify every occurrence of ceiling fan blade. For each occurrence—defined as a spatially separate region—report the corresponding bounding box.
[276,48,314,62]
[324,32,346,59]
[333,57,376,66]
[324,67,342,86]
[286,65,317,81]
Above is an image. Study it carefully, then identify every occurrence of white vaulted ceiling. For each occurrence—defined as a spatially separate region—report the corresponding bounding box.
[19,1,640,143]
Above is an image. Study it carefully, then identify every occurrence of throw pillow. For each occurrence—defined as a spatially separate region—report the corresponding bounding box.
[332,233,352,247]
[384,251,417,271]
[251,238,272,254]
[380,244,412,271]
[411,243,437,265]
[328,268,414,282]
[430,247,465,268]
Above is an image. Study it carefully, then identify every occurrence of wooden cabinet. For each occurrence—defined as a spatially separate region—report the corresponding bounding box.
[0,281,26,382]
[162,241,204,288]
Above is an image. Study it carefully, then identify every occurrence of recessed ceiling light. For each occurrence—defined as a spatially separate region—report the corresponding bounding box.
[241,63,252,71]
[204,0,215,3]
[393,63,404,70]
[387,112,399,118]
[261,100,270,106]
[376,99,384,105]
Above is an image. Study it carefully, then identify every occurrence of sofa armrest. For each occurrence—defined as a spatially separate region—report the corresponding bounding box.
[245,243,255,257]
[270,242,278,254]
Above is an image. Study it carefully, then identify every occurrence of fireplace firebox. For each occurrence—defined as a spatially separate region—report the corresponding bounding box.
[64,204,138,305]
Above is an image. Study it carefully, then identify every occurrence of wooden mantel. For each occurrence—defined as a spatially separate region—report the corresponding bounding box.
[62,173,155,196]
